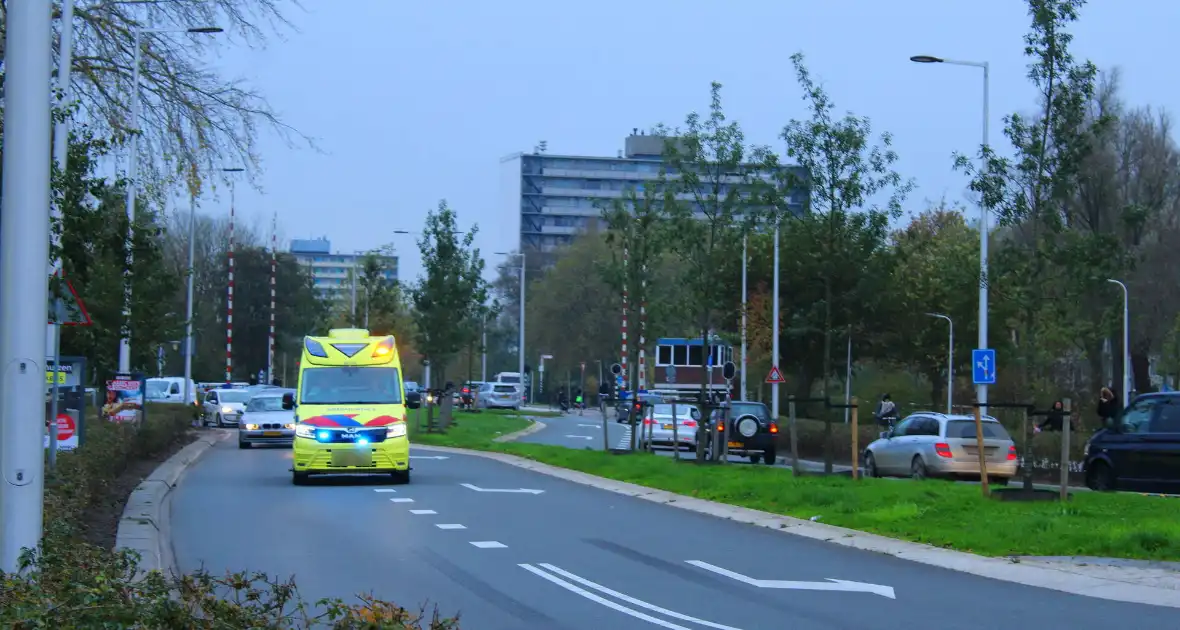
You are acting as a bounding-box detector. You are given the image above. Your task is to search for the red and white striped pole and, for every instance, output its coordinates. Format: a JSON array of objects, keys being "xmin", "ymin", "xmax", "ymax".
[
  {"xmin": 225, "ymin": 180, "xmax": 235, "ymax": 384},
  {"xmin": 268, "ymin": 211, "xmax": 277, "ymax": 385},
  {"xmin": 638, "ymin": 265, "xmax": 647, "ymax": 392},
  {"xmin": 621, "ymin": 246, "xmax": 629, "ymax": 393}
]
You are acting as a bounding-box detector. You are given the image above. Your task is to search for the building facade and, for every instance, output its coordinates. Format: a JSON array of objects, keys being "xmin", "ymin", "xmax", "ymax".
[
  {"xmin": 500, "ymin": 131, "xmax": 808, "ymax": 258},
  {"xmin": 289, "ymin": 237, "xmax": 398, "ymax": 300}
]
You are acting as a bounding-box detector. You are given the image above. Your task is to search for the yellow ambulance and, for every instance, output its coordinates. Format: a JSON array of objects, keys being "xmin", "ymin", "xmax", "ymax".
[{"xmin": 286, "ymin": 329, "xmax": 412, "ymax": 485}]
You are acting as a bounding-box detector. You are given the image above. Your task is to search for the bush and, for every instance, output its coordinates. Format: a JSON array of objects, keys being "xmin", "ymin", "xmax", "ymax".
[{"xmin": 6, "ymin": 404, "xmax": 461, "ymax": 628}]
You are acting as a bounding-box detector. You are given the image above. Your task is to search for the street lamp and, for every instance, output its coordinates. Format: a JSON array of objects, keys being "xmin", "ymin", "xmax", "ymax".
[
  {"xmin": 497, "ymin": 251, "xmax": 527, "ymax": 402},
  {"xmin": 926, "ymin": 312, "xmax": 954, "ymax": 414},
  {"xmin": 1107, "ymin": 278, "xmax": 1130, "ymax": 407},
  {"xmin": 118, "ymin": 25, "xmax": 223, "ymax": 373},
  {"xmin": 911, "ymin": 54, "xmax": 989, "ymax": 412}
]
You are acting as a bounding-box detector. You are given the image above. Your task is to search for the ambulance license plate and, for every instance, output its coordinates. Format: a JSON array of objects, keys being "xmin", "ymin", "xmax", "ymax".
[{"xmin": 331, "ymin": 450, "xmax": 372, "ymax": 467}]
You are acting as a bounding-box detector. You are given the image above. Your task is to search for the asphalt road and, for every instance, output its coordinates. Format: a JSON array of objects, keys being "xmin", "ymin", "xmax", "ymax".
[{"xmin": 171, "ymin": 439, "xmax": 1177, "ymax": 630}]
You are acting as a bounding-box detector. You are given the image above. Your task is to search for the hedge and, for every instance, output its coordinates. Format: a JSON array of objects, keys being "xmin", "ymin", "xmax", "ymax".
[{"xmin": 1, "ymin": 403, "xmax": 460, "ymax": 629}]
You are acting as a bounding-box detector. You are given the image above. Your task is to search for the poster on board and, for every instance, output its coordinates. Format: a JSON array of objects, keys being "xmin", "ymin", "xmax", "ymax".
[{"xmin": 103, "ymin": 373, "xmax": 145, "ymax": 423}]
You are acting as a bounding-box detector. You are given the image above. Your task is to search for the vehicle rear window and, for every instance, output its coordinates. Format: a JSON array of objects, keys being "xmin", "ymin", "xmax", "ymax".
[
  {"xmin": 729, "ymin": 403, "xmax": 770, "ymax": 420},
  {"xmin": 498, "ymin": 376, "xmax": 521, "ymax": 384},
  {"xmin": 493, "ymin": 385, "xmax": 516, "ymax": 393},
  {"xmin": 945, "ymin": 420, "xmax": 1010, "ymax": 440}
]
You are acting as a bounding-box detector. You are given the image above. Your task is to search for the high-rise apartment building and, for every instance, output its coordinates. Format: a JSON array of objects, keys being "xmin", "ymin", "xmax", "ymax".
[
  {"xmin": 500, "ymin": 131, "xmax": 807, "ymax": 259},
  {"xmin": 289, "ymin": 237, "xmax": 398, "ymax": 300}
]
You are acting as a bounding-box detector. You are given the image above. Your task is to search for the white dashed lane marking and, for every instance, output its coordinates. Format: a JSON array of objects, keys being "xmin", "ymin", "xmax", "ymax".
[
  {"xmin": 470, "ymin": 541, "xmax": 507, "ymax": 549},
  {"xmin": 409, "ymin": 509, "xmax": 437, "ymax": 515},
  {"xmin": 436, "ymin": 524, "xmax": 467, "ymax": 530},
  {"xmin": 374, "ymin": 488, "xmax": 397, "ymax": 493},
  {"xmin": 389, "ymin": 498, "xmax": 414, "ymax": 503}
]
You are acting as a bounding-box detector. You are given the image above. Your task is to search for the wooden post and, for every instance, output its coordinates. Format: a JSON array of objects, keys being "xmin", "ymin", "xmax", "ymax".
[
  {"xmin": 973, "ymin": 403, "xmax": 990, "ymax": 497},
  {"xmin": 1021, "ymin": 405, "xmax": 1033, "ymax": 491},
  {"xmin": 788, "ymin": 396, "xmax": 801, "ymax": 476},
  {"xmin": 850, "ymin": 397, "xmax": 859, "ymax": 480},
  {"xmin": 1060, "ymin": 397, "xmax": 1072, "ymax": 501}
]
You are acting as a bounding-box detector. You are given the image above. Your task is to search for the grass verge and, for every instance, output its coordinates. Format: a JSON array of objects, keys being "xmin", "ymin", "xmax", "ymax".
[{"xmin": 411, "ymin": 414, "xmax": 1180, "ymax": 562}]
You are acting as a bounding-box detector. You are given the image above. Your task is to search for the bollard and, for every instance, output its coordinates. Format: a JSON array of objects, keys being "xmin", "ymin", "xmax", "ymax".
[
  {"xmin": 601, "ymin": 399, "xmax": 610, "ymax": 452},
  {"xmin": 850, "ymin": 397, "xmax": 859, "ymax": 480},
  {"xmin": 1060, "ymin": 397, "xmax": 1071, "ymax": 501},
  {"xmin": 671, "ymin": 401, "xmax": 680, "ymax": 460},
  {"xmin": 973, "ymin": 403, "xmax": 991, "ymax": 497},
  {"xmin": 788, "ymin": 396, "xmax": 801, "ymax": 476},
  {"xmin": 1021, "ymin": 405, "xmax": 1033, "ymax": 490}
]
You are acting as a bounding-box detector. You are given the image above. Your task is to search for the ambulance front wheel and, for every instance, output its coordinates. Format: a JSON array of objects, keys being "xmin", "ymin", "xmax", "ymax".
[
  {"xmin": 292, "ymin": 471, "xmax": 310, "ymax": 485},
  {"xmin": 391, "ymin": 470, "xmax": 411, "ymax": 484}
]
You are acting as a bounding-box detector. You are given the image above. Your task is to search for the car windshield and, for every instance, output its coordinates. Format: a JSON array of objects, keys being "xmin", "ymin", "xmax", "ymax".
[
  {"xmin": 145, "ymin": 381, "xmax": 170, "ymax": 399},
  {"xmin": 945, "ymin": 420, "xmax": 1011, "ymax": 440},
  {"xmin": 300, "ymin": 367, "xmax": 402, "ymax": 405},
  {"xmin": 729, "ymin": 403, "xmax": 770, "ymax": 420},
  {"xmin": 247, "ymin": 396, "xmax": 286, "ymax": 412},
  {"xmin": 218, "ymin": 389, "xmax": 252, "ymax": 403}
]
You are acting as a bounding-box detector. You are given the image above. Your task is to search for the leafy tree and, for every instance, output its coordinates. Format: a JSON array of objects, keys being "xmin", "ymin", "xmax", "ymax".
[
  {"xmin": 777, "ymin": 52, "xmax": 913, "ymax": 472},
  {"xmin": 411, "ymin": 201, "xmax": 490, "ymax": 383}
]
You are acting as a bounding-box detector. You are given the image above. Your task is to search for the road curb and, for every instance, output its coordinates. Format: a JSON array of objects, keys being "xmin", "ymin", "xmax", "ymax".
[
  {"xmin": 114, "ymin": 429, "xmax": 228, "ymax": 579},
  {"xmin": 413, "ymin": 443, "xmax": 1180, "ymax": 609},
  {"xmin": 493, "ymin": 419, "xmax": 547, "ymax": 443}
]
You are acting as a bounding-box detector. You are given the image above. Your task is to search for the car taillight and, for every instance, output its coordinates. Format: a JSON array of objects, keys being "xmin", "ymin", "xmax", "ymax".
[
  {"xmin": 1007, "ymin": 445, "xmax": 1017, "ymax": 461},
  {"xmin": 682, "ymin": 420, "xmax": 697, "ymax": 428},
  {"xmin": 769, "ymin": 422, "xmax": 779, "ymax": 434},
  {"xmin": 462, "ymin": 387, "xmax": 469, "ymax": 393},
  {"xmin": 643, "ymin": 419, "xmax": 653, "ymax": 425},
  {"xmin": 935, "ymin": 442, "xmax": 953, "ymax": 458}
]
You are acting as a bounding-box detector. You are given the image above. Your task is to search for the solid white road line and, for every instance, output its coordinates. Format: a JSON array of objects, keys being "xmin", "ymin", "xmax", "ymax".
[
  {"xmin": 520, "ymin": 564, "xmax": 725, "ymax": 630},
  {"xmin": 374, "ymin": 488, "xmax": 397, "ymax": 493},
  {"xmin": 470, "ymin": 541, "xmax": 507, "ymax": 549},
  {"xmin": 389, "ymin": 498, "xmax": 414, "ymax": 503},
  {"xmin": 686, "ymin": 561, "xmax": 896, "ymax": 599},
  {"xmin": 410, "ymin": 455, "xmax": 449, "ymax": 460},
  {"xmin": 460, "ymin": 483, "xmax": 544, "ymax": 494},
  {"xmin": 578, "ymin": 424, "xmax": 600, "ymax": 429},
  {"xmin": 409, "ymin": 509, "xmax": 437, "ymax": 515},
  {"xmin": 565, "ymin": 435, "xmax": 595, "ymax": 440},
  {"xmin": 538, "ymin": 563, "xmax": 745, "ymax": 630},
  {"xmin": 435, "ymin": 524, "xmax": 466, "ymax": 530}
]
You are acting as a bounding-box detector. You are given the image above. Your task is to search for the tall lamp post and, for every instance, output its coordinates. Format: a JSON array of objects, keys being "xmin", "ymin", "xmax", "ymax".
[
  {"xmin": 926, "ymin": 312, "xmax": 954, "ymax": 414},
  {"xmin": 496, "ymin": 251, "xmax": 527, "ymax": 402},
  {"xmin": 119, "ymin": 25, "xmax": 223, "ymax": 373},
  {"xmin": 1107, "ymin": 278, "xmax": 1130, "ymax": 407},
  {"xmin": 911, "ymin": 54, "xmax": 989, "ymax": 412}
]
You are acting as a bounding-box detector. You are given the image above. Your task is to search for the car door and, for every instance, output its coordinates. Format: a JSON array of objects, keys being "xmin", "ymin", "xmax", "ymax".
[
  {"xmin": 204, "ymin": 391, "xmax": 218, "ymax": 417},
  {"xmin": 877, "ymin": 417, "xmax": 916, "ymax": 474},
  {"xmin": 1105, "ymin": 397, "xmax": 1158, "ymax": 483},
  {"xmin": 1141, "ymin": 399, "xmax": 1180, "ymax": 491}
]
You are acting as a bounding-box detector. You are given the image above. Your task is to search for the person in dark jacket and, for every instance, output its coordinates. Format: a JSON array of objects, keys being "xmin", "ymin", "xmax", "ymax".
[
  {"xmin": 874, "ymin": 394, "xmax": 898, "ymax": 428},
  {"xmin": 1097, "ymin": 387, "xmax": 1118, "ymax": 427},
  {"xmin": 1037, "ymin": 400, "xmax": 1065, "ymax": 432}
]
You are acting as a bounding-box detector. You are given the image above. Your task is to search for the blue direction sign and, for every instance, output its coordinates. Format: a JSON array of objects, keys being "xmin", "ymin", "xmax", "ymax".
[{"xmin": 972, "ymin": 349, "xmax": 996, "ymax": 385}]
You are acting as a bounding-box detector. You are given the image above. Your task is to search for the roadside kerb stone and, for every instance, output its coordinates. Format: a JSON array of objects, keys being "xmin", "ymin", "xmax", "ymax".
[
  {"xmin": 115, "ymin": 429, "xmax": 228, "ymax": 579},
  {"xmin": 493, "ymin": 419, "xmax": 547, "ymax": 443},
  {"xmin": 414, "ymin": 439, "xmax": 1180, "ymax": 609}
]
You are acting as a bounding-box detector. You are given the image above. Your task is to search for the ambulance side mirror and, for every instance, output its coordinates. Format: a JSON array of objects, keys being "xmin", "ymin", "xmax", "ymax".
[{"xmin": 281, "ymin": 392, "xmax": 295, "ymax": 410}]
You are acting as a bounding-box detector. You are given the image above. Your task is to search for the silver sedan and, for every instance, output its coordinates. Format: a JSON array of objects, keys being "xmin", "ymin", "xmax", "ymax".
[
  {"xmin": 642, "ymin": 403, "xmax": 702, "ymax": 451},
  {"xmin": 863, "ymin": 412, "xmax": 1018, "ymax": 483},
  {"xmin": 238, "ymin": 391, "xmax": 296, "ymax": 449}
]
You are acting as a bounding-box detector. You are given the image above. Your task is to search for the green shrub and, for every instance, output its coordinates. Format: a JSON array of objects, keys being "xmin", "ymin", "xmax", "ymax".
[{"xmin": 12, "ymin": 404, "xmax": 461, "ymax": 629}]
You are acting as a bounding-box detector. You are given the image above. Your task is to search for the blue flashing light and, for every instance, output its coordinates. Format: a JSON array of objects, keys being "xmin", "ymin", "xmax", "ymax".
[
  {"xmin": 356, "ymin": 438, "xmax": 370, "ymax": 446},
  {"xmin": 316, "ymin": 430, "xmax": 330, "ymax": 441}
]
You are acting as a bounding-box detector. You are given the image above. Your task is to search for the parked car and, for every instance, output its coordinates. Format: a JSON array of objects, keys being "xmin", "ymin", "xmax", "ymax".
[
  {"xmin": 238, "ymin": 389, "xmax": 297, "ymax": 448},
  {"xmin": 863, "ymin": 412, "xmax": 1017, "ymax": 483},
  {"xmin": 202, "ymin": 386, "xmax": 254, "ymax": 427},
  {"xmin": 1084, "ymin": 392, "xmax": 1180, "ymax": 492},
  {"xmin": 145, "ymin": 376, "xmax": 199, "ymax": 405},
  {"xmin": 478, "ymin": 382, "xmax": 521, "ymax": 410},
  {"xmin": 616, "ymin": 393, "xmax": 664, "ymax": 423},
  {"xmin": 710, "ymin": 401, "xmax": 778, "ymax": 464},
  {"xmin": 641, "ymin": 403, "xmax": 701, "ymax": 451},
  {"xmin": 403, "ymin": 381, "xmax": 422, "ymax": 408}
]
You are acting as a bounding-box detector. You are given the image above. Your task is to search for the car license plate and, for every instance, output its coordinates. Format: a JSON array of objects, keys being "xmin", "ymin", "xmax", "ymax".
[
  {"xmin": 262, "ymin": 431, "xmax": 282, "ymax": 437},
  {"xmin": 661, "ymin": 424, "xmax": 674, "ymax": 430},
  {"xmin": 331, "ymin": 450, "xmax": 371, "ymax": 467},
  {"xmin": 727, "ymin": 441, "xmax": 743, "ymax": 448}
]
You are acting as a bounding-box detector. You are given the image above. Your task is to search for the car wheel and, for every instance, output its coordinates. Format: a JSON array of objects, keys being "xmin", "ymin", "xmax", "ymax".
[
  {"xmin": 748, "ymin": 454, "xmax": 761, "ymax": 464},
  {"xmin": 238, "ymin": 440, "xmax": 251, "ymax": 449},
  {"xmin": 292, "ymin": 471, "xmax": 309, "ymax": 485},
  {"xmin": 391, "ymin": 470, "xmax": 411, "ymax": 484},
  {"xmin": 763, "ymin": 447, "xmax": 777, "ymax": 465},
  {"xmin": 216, "ymin": 413, "xmax": 224, "ymax": 427},
  {"xmin": 1086, "ymin": 461, "xmax": 1116, "ymax": 491},
  {"xmin": 865, "ymin": 452, "xmax": 879, "ymax": 478},
  {"xmin": 910, "ymin": 456, "xmax": 928, "ymax": 480}
]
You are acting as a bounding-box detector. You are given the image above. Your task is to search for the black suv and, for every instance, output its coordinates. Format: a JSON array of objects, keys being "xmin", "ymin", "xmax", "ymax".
[
  {"xmin": 1083, "ymin": 392, "xmax": 1180, "ymax": 493},
  {"xmin": 710, "ymin": 401, "xmax": 779, "ymax": 465}
]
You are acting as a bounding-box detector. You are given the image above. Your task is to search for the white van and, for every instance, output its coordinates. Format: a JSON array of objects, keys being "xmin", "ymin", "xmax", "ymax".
[{"xmin": 145, "ymin": 377, "xmax": 199, "ymax": 405}]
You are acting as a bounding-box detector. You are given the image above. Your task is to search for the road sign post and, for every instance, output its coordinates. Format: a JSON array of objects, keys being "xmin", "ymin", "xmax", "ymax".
[{"xmin": 972, "ymin": 349, "xmax": 996, "ymax": 385}]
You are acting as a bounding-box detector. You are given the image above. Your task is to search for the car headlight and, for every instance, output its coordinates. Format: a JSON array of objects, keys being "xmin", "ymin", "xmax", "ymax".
[
  {"xmin": 285, "ymin": 423, "xmax": 296, "ymax": 430},
  {"xmin": 221, "ymin": 405, "xmax": 234, "ymax": 414},
  {"xmin": 295, "ymin": 424, "xmax": 316, "ymax": 439},
  {"xmin": 386, "ymin": 423, "xmax": 407, "ymax": 439},
  {"xmin": 244, "ymin": 423, "xmax": 259, "ymax": 430}
]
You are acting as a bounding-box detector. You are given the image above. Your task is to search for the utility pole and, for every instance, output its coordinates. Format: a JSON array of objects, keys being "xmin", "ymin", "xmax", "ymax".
[{"xmin": 1, "ymin": 0, "xmax": 53, "ymax": 572}]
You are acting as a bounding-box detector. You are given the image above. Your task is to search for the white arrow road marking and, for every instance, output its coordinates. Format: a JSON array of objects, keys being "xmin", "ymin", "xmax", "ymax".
[
  {"xmin": 685, "ymin": 561, "xmax": 895, "ymax": 599},
  {"xmin": 566, "ymin": 434, "xmax": 595, "ymax": 440},
  {"xmin": 460, "ymin": 483, "xmax": 544, "ymax": 494},
  {"xmin": 538, "ymin": 563, "xmax": 745, "ymax": 630},
  {"xmin": 520, "ymin": 564, "xmax": 743, "ymax": 630},
  {"xmin": 410, "ymin": 455, "xmax": 449, "ymax": 460}
]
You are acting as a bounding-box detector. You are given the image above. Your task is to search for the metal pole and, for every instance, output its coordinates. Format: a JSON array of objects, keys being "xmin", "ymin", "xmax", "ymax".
[
  {"xmin": 948, "ymin": 318, "xmax": 954, "ymax": 414},
  {"xmin": 977, "ymin": 63, "xmax": 990, "ymax": 417},
  {"xmin": 771, "ymin": 222, "xmax": 780, "ymax": 419},
  {"xmin": 740, "ymin": 234, "xmax": 748, "ymax": 401},
  {"xmin": 1, "ymin": 0, "xmax": 53, "ymax": 571},
  {"xmin": 118, "ymin": 29, "xmax": 144, "ymax": 373},
  {"xmin": 48, "ymin": 301, "xmax": 64, "ymax": 470},
  {"xmin": 350, "ymin": 268, "xmax": 357, "ymax": 326},
  {"xmin": 47, "ymin": 0, "xmax": 77, "ymax": 360},
  {"xmin": 226, "ymin": 177, "xmax": 235, "ymax": 383},
  {"xmin": 519, "ymin": 253, "xmax": 526, "ymax": 399},
  {"xmin": 268, "ymin": 211, "xmax": 277, "ymax": 383},
  {"xmin": 183, "ymin": 189, "xmax": 196, "ymax": 404},
  {"xmin": 1108, "ymin": 279, "xmax": 1130, "ymax": 407},
  {"xmin": 480, "ymin": 315, "xmax": 487, "ymax": 382}
]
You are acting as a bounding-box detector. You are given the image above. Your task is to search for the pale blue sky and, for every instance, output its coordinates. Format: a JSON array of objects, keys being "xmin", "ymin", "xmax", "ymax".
[{"xmin": 200, "ymin": 0, "xmax": 1180, "ymax": 281}]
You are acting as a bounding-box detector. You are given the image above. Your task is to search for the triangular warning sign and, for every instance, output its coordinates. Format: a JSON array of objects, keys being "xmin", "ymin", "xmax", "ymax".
[
  {"xmin": 47, "ymin": 270, "xmax": 92, "ymax": 326},
  {"xmin": 764, "ymin": 365, "xmax": 786, "ymax": 384}
]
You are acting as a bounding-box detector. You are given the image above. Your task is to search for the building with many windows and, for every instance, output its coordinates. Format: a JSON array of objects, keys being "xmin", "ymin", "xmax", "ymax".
[
  {"xmin": 289, "ymin": 237, "xmax": 397, "ymax": 300},
  {"xmin": 499, "ymin": 131, "xmax": 807, "ymax": 259}
]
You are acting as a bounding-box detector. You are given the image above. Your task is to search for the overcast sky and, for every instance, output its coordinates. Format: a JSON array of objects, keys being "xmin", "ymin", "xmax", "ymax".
[{"xmin": 194, "ymin": 0, "xmax": 1180, "ymax": 282}]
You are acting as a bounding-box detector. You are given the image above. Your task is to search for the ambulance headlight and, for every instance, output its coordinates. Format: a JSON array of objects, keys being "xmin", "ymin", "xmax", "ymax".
[
  {"xmin": 294, "ymin": 424, "xmax": 316, "ymax": 439},
  {"xmin": 386, "ymin": 423, "xmax": 407, "ymax": 439}
]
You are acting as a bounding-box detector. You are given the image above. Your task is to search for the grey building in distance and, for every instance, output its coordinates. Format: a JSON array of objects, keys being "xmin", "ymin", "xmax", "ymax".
[
  {"xmin": 289, "ymin": 237, "xmax": 398, "ymax": 301},
  {"xmin": 499, "ymin": 130, "xmax": 807, "ymax": 261}
]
